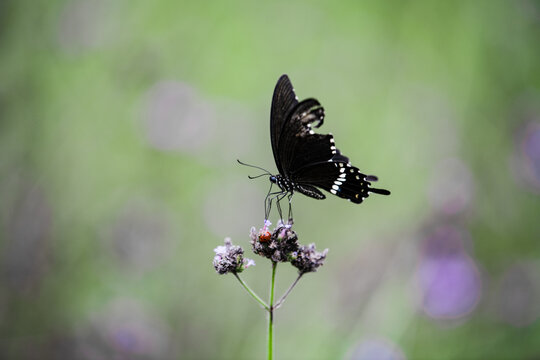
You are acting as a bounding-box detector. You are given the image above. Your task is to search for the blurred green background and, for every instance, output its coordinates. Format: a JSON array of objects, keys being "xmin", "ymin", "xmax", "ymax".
[{"xmin": 1, "ymin": 0, "xmax": 540, "ymax": 359}]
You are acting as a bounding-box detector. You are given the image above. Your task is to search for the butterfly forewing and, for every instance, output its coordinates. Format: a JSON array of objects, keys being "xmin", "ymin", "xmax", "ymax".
[
  {"xmin": 287, "ymin": 134, "xmax": 337, "ymax": 174},
  {"xmin": 270, "ymin": 75, "xmax": 299, "ymax": 175},
  {"xmin": 276, "ymin": 99, "xmax": 325, "ymax": 176}
]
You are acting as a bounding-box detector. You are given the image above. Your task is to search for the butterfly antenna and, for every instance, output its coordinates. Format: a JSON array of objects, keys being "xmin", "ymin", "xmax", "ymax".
[
  {"xmin": 247, "ymin": 173, "xmax": 269, "ymax": 180},
  {"xmin": 237, "ymin": 159, "xmax": 272, "ymax": 178}
]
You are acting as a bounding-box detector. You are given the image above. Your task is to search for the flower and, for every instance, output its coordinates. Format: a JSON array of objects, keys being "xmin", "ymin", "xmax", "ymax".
[
  {"xmin": 213, "ymin": 237, "xmax": 255, "ymax": 275},
  {"xmin": 290, "ymin": 243, "xmax": 328, "ymax": 274},
  {"xmin": 263, "ymin": 219, "xmax": 272, "ymax": 230},
  {"xmin": 250, "ymin": 223, "xmax": 299, "ymax": 262}
]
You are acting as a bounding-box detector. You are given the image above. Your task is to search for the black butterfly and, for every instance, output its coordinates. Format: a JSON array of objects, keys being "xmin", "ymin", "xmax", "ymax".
[{"xmin": 240, "ymin": 74, "xmax": 390, "ymax": 221}]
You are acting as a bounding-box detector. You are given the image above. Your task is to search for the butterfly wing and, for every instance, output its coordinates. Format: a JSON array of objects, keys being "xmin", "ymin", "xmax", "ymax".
[
  {"xmin": 292, "ymin": 160, "xmax": 390, "ymax": 203},
  {"xmin": 270, "ymin": 74, "xmax": 390, "ymax": 202},
  {"xmin": 282, "ymin": 114, "xmax": 390, "ymax": 202},
  {"xmin": 270, "ymin": 75, "xmax": 299, "ymax": 175},
  {"xmin": 276, "ymin": 98, "xmax": 325, "ymax": 176}
]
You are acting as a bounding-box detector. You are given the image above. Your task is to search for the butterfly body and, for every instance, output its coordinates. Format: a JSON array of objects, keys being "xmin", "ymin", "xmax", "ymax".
[
  {"xmin": 261, "ymin": 74, "xmax": 390, "ymax": 220},
  {"xmin": 270, "ymin": 174, "xmax": 325, "ymax": 200}
]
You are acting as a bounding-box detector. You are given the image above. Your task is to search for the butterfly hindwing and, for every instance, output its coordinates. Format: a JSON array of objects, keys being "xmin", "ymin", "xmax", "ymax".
[{"xmin": 293, "ymin": 161, "xmax": 390, "ymax": 203}]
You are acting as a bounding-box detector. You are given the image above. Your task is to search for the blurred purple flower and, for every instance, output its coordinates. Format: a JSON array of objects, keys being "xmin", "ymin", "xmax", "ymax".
[{"xmin": 417, "ymin": 225, "xmax": 481, "ymax": 319}]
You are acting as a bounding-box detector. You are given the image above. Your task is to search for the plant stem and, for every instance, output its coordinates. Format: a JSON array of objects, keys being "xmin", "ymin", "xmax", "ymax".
[
  {"xmin": 234, "ymin": 273, "xmax": 269, "ymax": 311},
  {"xmin": 268, "ymin": 261, "xmax": 277, "ymax": 360},
  {"xmin": 274, "ymin": 273, "xmax": 303, "ymax": 310}
]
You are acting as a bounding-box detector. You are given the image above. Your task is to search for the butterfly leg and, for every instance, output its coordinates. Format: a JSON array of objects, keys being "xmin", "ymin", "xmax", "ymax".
[
  {"xmin": 274, "ymin": 192, "xmax": 289, "ymax": 223},
  {"xmin": 265, "ymin": 189, "xmax": 286, "ymax": 221},
  {"xmin": 286, "ymin": 193, "xmax": 294, "ymax": 225},
  {"xmin": 264, "ymin": 181, "xmax": 279, "ymax": 220}
]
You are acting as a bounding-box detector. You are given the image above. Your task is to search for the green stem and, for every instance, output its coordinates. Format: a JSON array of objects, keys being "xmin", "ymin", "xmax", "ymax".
[
  {"xmin": 268, "ymin": 261, "xmax": 277, "ymax": 360},
  {"xmin": 234, "ymin": 273, "xmax": 269, "ymax": 311},
  {"xmin": 274, "ymin": 273, "xmax": 303, "ymax": 310}
]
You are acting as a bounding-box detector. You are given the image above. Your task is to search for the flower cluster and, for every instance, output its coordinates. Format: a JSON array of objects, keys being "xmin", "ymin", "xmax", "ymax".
[
  {"xmin": 213, "ymin": 220, "xmax": 328, "ymax": 275},
  {"xmin": 249, "ymin": 221, "xmax": 328, "ymax": 274},
  {"xmin": 213, "ymin": 237, "xmax": 255, "ymax": 275},
  {"xmin": 250, "ymin": 221, "xmax": 298, "ymax": 262},
  {"xmin": 291, "ymin": 243, "xmax": 328, "ymax": 273}
]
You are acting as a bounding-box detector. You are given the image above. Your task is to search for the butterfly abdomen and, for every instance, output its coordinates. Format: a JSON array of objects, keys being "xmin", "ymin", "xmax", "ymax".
[{"xmin": 296, "ymin": 184, "xmax": 325, "ymax": 200}]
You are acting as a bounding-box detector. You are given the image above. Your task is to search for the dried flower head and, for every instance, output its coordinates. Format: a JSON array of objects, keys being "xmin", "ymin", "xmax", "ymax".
[
  {"xmin": 213, "ymin": 237, "xmax": 255, "ymax": 275},
  {"xmin": 250, "ymin": 222, "xmax": 299, "ymax": 262},
  {"xmin": 290, "ymin": 243, "xmax": 328, "ymax": 274}
]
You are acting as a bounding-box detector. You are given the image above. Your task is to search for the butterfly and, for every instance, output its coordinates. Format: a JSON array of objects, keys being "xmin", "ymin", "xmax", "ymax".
[{"xmin": 240, "ymin": 74, "xmax": 390, "ymax": 221}]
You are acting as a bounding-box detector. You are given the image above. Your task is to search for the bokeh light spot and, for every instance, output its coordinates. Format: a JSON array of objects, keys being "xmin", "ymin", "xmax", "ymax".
[
  {"xmin": 512, "ymin": 121, "xmax": 540, "ymax": 192},
  {"xmin": 106, "ymin": 199, "xmax": 174, "ymax": 274},
  {"xmin": 203, "ymin": 179, "xmax": 261, "ymax": 237},
  {"xmin": 346, "ymin": 337, "xmax": 406, "ymax": 360},
  {"xmin": 496, "ymin": 261, "xmax": 540, "ymax": 327},
  {"xmin": 143, "ymin": 80, "xmax": 214, "ymax": 153},
  {"xmin": 3, "ymin": 183, "xmax": 52, "ymax": 294},
  {"xmin": 74, "ymin": 298, "xmax": 170, "ymax": 358},
  {"xmin": 427, "ymin": 158, "xmax": 475, "ymax": 215},
  {"xmin": 57, "ymin": 0, "xmax": 108, "ymax": 54}
]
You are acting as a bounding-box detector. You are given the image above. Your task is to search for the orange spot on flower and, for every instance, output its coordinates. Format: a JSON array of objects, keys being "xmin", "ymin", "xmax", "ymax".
[{"xmin": 259, "ymin": 231, "xmax": 271, "ymax": 242}]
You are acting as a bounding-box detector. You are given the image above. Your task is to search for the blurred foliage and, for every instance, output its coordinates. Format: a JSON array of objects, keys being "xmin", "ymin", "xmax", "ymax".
[{"xmin": 1, "ymin": 0, "xmax": 540, "ymax": 359}]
